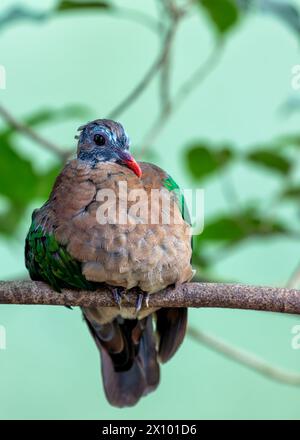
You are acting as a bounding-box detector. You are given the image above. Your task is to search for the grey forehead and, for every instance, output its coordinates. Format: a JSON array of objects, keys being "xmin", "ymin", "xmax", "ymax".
[{"xmin": 77, "ymin": 119, "xmax": 130, "ymax": 146}]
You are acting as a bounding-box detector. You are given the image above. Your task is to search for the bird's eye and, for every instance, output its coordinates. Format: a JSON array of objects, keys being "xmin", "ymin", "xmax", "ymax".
[{"xmin": 94, "ymin": 134, "xmax": 106, "ymax": 146}]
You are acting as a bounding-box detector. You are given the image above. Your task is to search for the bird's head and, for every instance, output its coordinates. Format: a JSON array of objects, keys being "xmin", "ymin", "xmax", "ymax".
[{"xmin": 76, "ymin": 119, "xmax": 142, "ymax": 178}]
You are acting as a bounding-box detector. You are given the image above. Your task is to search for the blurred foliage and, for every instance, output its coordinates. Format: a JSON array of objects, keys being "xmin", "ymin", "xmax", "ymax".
[
  {"xmin": 0, "ymin": 0, "xmax": 300, "ymax": 282},
  {"xmin": 185, "ymin": 132, "xmax": 300, "ymax": 275},
  {"xmin": 196, "ymin": 208, "xmax": 291, "ymax": 245},
  {"xmin": 186, "ymin": 143, "xmax": 234, "ymax": 180},
  {"xmin": 55, "ymin": 1, "xmax": 112, "ymax": 12},
  {"xmin": 259, "ymin": 0, "xmax": 300, "ymax": 36},
  {"xmin": 238, "ymin": 0, "xmax": 300, "ymax": 37},
  {"xmin": 198, "ymin": 0, "xmax": 240, "ymax": 36},
  {"xmin": 280, "ymin": 185, "xmax": 300, "ymax": 201},
  {"xmin": 246, "ymin": 149, "xmax": 292, "ymax": 175},
  {"xmin": 0, "ymin": 105, "xmax": 89, "ymax": 236}
]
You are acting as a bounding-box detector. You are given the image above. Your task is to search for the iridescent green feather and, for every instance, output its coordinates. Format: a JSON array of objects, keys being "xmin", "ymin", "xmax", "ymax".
[
  {"xmin": 25, "ymin": 218, "xmax": 93, "ymax": 292},
  {"xmin": 163, "ymin": 174, "xmax": 193, "ymax": 260},
  {"xmin": 163, "ymin": 175, "xmax": 192, "ymax": 226}
]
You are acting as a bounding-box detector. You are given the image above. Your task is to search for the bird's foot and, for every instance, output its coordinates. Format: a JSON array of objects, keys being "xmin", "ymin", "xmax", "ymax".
[
  {"xmin": 135, "ymin": 290, "xmax": 150, "ymax": 315},
  {"xmin": 110, "ymin": 287, "xmax": 126, "ymax": 309},
  {"xmin": 144, "ymin": 293, "xmax": 150, "ymax": 308}
]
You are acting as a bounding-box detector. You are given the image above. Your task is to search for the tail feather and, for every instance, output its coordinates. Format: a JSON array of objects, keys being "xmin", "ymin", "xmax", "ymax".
[
  {"xmin": 138, "ymin": 316, "xmax": 160, "ymax": 395},
  {"xmin": 100, "ymin": 345, "xmax": 148, "ymax": 407},
  {"xmin": 83, "ymin": 313, "xmax": 160, "ymax": 408},
  {"xmin": 156, "ymin": 307, "xmax": 188, "ymax": 363}
]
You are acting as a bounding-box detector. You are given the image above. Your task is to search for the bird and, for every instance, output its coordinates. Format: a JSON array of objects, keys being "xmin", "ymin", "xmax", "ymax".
[{"xmin": 25, "ymin": 119, "xmax": 194, "ymax": 407}]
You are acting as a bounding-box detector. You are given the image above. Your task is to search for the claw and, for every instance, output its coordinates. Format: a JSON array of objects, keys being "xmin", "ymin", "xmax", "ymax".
[
  {"xmin": 111, "ymin": 287, "xmax": 125, "ymax": 309},
  {"xmin": 135, "ymin": 291, "xmax": 150, "ymax": 315},
  {"xmin": 135, "ymin": 292, "xmax": 144, "ymax": 315},
  {"xmin": 145, "ymin": 293, "xmax": 150, "ymax": 308}
]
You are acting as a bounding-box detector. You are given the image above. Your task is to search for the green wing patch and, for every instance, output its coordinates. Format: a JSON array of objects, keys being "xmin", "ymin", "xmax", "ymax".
[
  {"xmin": 163, "ymin": 175, "xmax": 192, "ymax": 226},
  {"xmin": 25, "ymin": 218, "xmax": 92, "ymax": 292},
  {"xmin": 163, "ymin": 175, "xmax": 194, "ymax": 262}
]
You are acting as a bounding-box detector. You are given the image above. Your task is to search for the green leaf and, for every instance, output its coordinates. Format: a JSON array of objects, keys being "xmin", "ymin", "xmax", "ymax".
[
  {"xmin": 0, "ymin": 104, "xmax": 87, "ymax": 236},
  {"xmin": 36, "ymin": 164, "xmax": 62, "ymax": 200},
  {"xmin": 185, "ymin": 143, "xmax": 234, "ymax": 180},
  {"xmin": 198, "ymin": 216, "xmax": 246, "ymax": 243},
  {"xmin": 0, "ymin": 137, "xmax": 38, "ymax": 204},
  {"xmin": 191, "ymin": 253, "xmax": 210, "ymax": 270},
  {"xmin": 279, "ymin": 133, "xmax": 300, "ymax": 148},
  {"xmin": 196, "ymin": 209, "xmax": 289, "ymax": 245},
  {"xmin": 280, "ymin": 186, "xmax": 300, "ymax": 200},
  {"xmin": 0, "ymin": 203, "xmax": 26, "ymax": 236},
  {"xmin": 247, "ymin": 149, "xmax": 292, "ymax": 175},
  {"xmin": 198, "ymin": 0, "xmax": 239, "ymax": 35},
  {"xmin": 55, "ymin": 0, "xmax": 111, "ymax": 11},
  {"xmin": 0, "ymin": 157, "xmax": 61, "ymax": 236}
]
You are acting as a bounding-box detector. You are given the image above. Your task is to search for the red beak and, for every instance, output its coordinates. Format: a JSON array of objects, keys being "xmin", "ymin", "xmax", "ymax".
[
  {"xmin": 124, "ymin": 157, "xmax": 142, "ymax": 178},
  {"xmin": 119, "ymin": 151, "xmax": 142, "ymax": 178}
]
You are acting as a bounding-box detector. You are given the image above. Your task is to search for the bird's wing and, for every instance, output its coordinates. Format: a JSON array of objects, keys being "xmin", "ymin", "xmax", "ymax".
[
  {"xmin": 25, "ymin": 208, "xmax": 93, "ymax": 291},
  {"xmin": 24, "ymin": 160, "xmax": 97, "ymax": 292}
]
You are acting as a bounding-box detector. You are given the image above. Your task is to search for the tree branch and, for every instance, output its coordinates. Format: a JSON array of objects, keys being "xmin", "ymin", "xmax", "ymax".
[
  {"xmin": 108, "ymin": 12, "xmax": 180, "ymax": 120},
  {"xmin": 1, "ymin": 280, "xmax": 300, "ymax": 314},
  {"xmin": 139, "ymin": 43, "xmax": 223, "ymax": 156},
  {"xmin": 112, "ymin": 6, "xmax": 161, "ymax": 34},
  {"xmin": 0, "ymin": 105, "xmax": 69, "ymax": 161},
  {"xmin": 3, "ymin": 279, "xmax": 300, "ymax": 386}
]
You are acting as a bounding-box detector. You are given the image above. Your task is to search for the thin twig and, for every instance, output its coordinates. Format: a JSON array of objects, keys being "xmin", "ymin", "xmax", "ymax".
[
  {"xmin": 188, "ymin": 326, "xmax": 300, "ymax": 386},
  {"xmin": 112, "ymin": 6, "xmax": 160, "ymax": 34},
  {"xmin": 139, "ymin": 43, "xmax": 224, "ymax": 156},
  {"xmin": 159, "ymin": 32, "xmax": 173, "ymax": 115},
  {"xmin": 0, "ymin": 105, "xmax": 69, "ymax": 161},
  {"xmin": 157, "ymin": 1, "xmax": 174, "ymax": 114},
  {"xmin": 108, "ymin": 18, "xmax": 179, "ymax": 120},
  {"xmin": 1, "ymin": 280, "xmax": 300, "ymax": 314},
  {"xmin": 174, "ymin": 42, "xmax": 224, "ymax": 109}
]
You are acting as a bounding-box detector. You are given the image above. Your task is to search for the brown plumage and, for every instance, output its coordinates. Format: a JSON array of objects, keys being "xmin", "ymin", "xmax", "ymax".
[
  {"xmin": 38, "ymin": 160, "xmax": 193, "ymax": 294},
  {"xmin": 25, "ymin": 119, "xmax": 193, "ymax": 407}
]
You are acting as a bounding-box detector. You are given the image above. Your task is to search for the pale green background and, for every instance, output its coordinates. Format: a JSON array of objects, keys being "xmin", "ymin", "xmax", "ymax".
[{"xmin": 0, "ymin": 0, "xmax": 300, "ymax": 420}]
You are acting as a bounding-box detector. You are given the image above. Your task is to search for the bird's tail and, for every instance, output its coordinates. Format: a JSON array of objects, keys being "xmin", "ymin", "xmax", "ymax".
[
  {"xmin": 83, "ymin": 313, "xmax": 160, "ymax": 407},
  {"xmin": 83, "ymin": 307, "xmax": 187, "ymax": 407}
]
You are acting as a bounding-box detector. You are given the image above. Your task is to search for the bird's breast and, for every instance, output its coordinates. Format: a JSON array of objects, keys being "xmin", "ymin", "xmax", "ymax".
[{"xmin": 50, "ymin": 160, "xmax": 193, "ymax": 293}]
